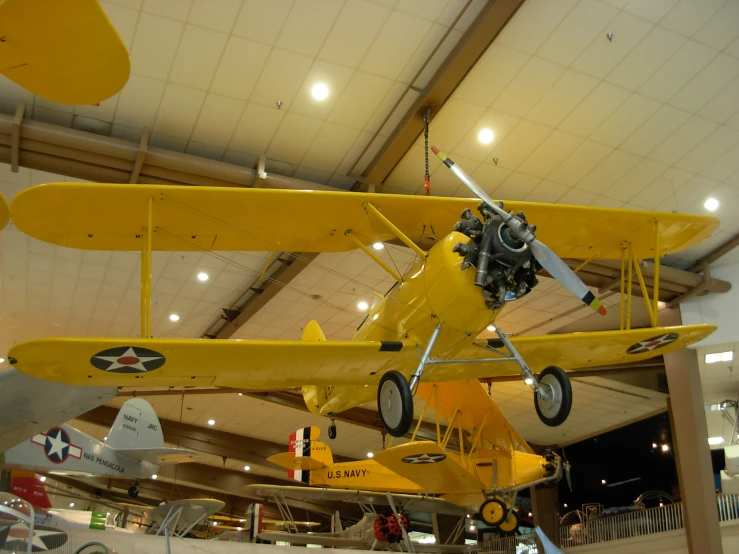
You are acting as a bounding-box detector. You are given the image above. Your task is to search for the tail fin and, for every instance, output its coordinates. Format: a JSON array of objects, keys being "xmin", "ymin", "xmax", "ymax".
[
  {"xmin": 10, "ymin": 471, "xmax": 51, "ymax": 510},
  {"xmin": 247, "ymin": 503, "xmax": 263, "ymax": 542},
  {"xmin": 301, "ymin": 322, "xmax": 330, "ymax": 416},
  {"xmin": 282, "ymin": 426, "xmax": 333, "ymax": 483},
  {"xmin": 106, "ymin": 398, "xmax": 164, "ymax": 450},
  {"xmin": 331, "ymin": 511, "xmax": 343, "ymax": 533}
]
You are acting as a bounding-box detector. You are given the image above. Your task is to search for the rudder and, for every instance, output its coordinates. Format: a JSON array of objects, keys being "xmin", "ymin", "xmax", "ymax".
[
  {"xmin": 106, "ymin": 398, "xmax": 164, "ymax": 450},
  {"xmin": 288, "ymin": 426, "xmax": 333, "ymax": 483},
  {"xmin": 10, "ymin": 471, "xmax": 51, "ymax": 510}
]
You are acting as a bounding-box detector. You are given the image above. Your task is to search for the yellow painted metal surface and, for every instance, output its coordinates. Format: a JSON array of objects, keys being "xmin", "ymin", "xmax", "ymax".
[
  {"xmin": 0, "ymin": 0, "xmax": 130, "ymax": 105},
  {"xmin": 10, "ymin": 183, "xmax": 718, "ymax": 257},
  {"xmin": 0, "ymin": 193, "xmax": 8, "ymax": 230},
  {"xmin": 373, "ymin": 441, "xmax": 485, "ymax": 494},
  {"xmin": 417, "ymin": 380, "xmax": 533, "ymax": 454},
  {"xmin": 8, "ymin": 324, "xmax": 715, "ymax": 389}
]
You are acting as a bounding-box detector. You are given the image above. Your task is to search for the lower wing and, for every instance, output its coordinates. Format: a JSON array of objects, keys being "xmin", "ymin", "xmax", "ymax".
[
  {"xmin": 8, "ymin": 337, "xmax": 415, "ymax": 388},
  {"xmin": 244, "ymin": 484, "xmax": 467, "ymax": 516},
  {"xmin": 425, "ymin": 324, "xmax": 715, "ymax": 380},
  {"xmin": 116, "ymin": 447, "xmax": 198, "ymax": 465},
  {"xmin": 372, "ymin": 442, "xmax": 484, "ymax": 495}
]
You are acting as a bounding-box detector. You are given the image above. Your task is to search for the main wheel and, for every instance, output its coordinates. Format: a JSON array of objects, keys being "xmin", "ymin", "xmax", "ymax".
[
  {"xmin": 328, "ymin": 424, "xmax": 337, "ymax": 440},
  {"xmin": 377, "ymin": 370, "xmax": 413, "ymax": 437},
  {"xmin": 127, "ymin": 485, "xmax": 139, "ymax": 499},
  {"xmin": 480, "ymin": 498, "xmax": 507, "ymax": 526},
  {"xmin": 498, "ymin": 510, "xmax": 519, "ymax": 534},
  {"xmin": 534, "ymin": 366, "xmax": 572, "ymax": 427}
]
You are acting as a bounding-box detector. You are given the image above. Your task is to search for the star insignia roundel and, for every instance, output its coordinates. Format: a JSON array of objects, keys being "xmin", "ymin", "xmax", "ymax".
[
  {"xmin": 90, "ymin": 346, "xmax": 166, "ymax": 374},
  {"xmin": 626, "ymin": 333, "xmax": 680, "ymax": 355},
  {"xmin": 401, "ymin": 453, "xmax": 447, "ymax": 464}
]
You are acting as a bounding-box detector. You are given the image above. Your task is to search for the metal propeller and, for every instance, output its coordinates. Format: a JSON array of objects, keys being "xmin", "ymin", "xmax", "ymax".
[{"xmin": 432, "ymin": 146, "xmax": 606, "ymax": 316}]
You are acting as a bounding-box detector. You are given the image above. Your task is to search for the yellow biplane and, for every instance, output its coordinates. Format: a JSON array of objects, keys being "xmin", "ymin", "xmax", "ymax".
[
  {"xmin": 5, "ymin": 151, "xmax": 717, "ymax": 442},
  {"xmin": 0, "ymin": 0, "xmax": 129, "ymax": 105},
  {"xmin": 259, "ymin": 378, "xmax": 563, "ymax": 532}
]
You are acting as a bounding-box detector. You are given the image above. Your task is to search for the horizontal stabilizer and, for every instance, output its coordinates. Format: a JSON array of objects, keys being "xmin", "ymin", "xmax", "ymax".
[
  {"xmin": 116, "ymin": 447, "xmax": 198, "ymax": 465},
  {"xmin": 268, "ymin": 452, "xmax": 328, "ymax": 471}
]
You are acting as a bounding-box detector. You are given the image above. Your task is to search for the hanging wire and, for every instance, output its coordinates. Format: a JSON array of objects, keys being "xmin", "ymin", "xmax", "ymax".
[{"xmin": 423, "ymin": 108, "xmax": 431, "ymax": 196}]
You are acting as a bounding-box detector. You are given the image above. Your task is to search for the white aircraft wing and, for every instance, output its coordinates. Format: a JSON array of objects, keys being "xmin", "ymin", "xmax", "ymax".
[
  {"xmin": 116, "ymin": 447, "xmax": 199, "ymax": 464},
  {"xmin": 244, "ymin": 484, "xmax": 467, "ymax": 517},
  {"xmin": 0, "ymin": 370, "xmax": 116, "ymax": 451}
]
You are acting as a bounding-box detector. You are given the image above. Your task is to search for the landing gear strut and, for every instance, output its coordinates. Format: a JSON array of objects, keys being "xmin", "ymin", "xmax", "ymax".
[{"xmin": 328, "ymin": 418, "xmax": 337, "ymax": 440}]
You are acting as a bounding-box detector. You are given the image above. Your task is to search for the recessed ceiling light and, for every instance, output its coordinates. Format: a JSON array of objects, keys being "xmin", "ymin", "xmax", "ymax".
[
  {"xmin": 39, "ymin": 476, "xmax": 46, "ymax": 482},
  {"xmin": 367, "ymin": 452, "xmax": 374, "ymax": 458},
  {"xmin": 652, "ymin": 442, "xmax": 657, "ymax": 449},
  {"xmin": 152, "ymin": 474, "xmax": 158, "ymax": 480},
  {"xmin": 0, "ymin": 358, "xmax": 5, "ymax": 363},
  {"xmin": 478, "ymin": 128, "xmax": 494, "ymax": 144},
  {"xmin": 704, "ymin": 197, "xmax": 719, "ymax": 211},
  {"xmin": 207, "ymin": 419, "xmax": 215, "ymax": 426},
  {"xmin": 212, "ymin": 521, "xmax": 218, "ymax": 526},
  {"xmin": 311, "ymin": 82, "xmax": 329, "ymax": 101},
  {"xmin": 661, "ymin": 444, "xmax": 669, "ymax": 452},
  {"xmin": 372, "ymin": 242, "xmax": 384, "ymax": 250},
  {"xmin": 564, "ymin": 503, "xmax": 568, "ymax": 508},
  {"xmin": 197, "ymin": 272, "xmax": 209, "ymax": 282},
  {"xmin": 238, "ymin": 392, "xmax": 243, "ymax": 396},
  {"xmin": 69, "ymin": 502, "xmax": 75, "ymax": 507},
  {"xmin": 487, "ymin": 325, "xmax": 496, "ymax": 332},
  {"xmin": 103, "ymin": 436, "xmax": 107, "ymax": 441},
  {"xmin": 237, "ymin": 527, "xmax": 243, "ymax": 531},
  {"xmin": 708, "ymin": 437, "xmax": 725, "ymax": 445},
  {"xmin": 244, "ymin": 465, "xmax": 251, "ymax": 471},
  {"xmin": 357, "ymin": 301, "xmax": 369, "ymax": 311},
  {"xmin": 169, "ymin": 313, "xmax": 180, "ymax": 322},
  {"xmin": 524, "ymin": 378, "xmax": 534, "ymax": 385}
]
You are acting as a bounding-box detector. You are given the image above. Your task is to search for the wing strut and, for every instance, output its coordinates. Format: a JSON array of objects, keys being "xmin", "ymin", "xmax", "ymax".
[
  {"xmin": 363, "ymin": 202, "xmax": 427, "ymax": 260},
  {"xmin": 140, "ymin": 196, "xmax": 153, "ymax": 338}
]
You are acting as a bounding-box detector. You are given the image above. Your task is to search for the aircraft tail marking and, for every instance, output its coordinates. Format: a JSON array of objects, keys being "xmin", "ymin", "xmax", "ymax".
[
  {"xmin": 10, "ymin": 471, "xmax": 51, "ymax": 510},
  {"xmin": 106, "ymin": 398, "xmax": 164, "ymax": 450},
  {"xmin": 287, "ymin": 426, "xmax": 332, "ymax": 484}
]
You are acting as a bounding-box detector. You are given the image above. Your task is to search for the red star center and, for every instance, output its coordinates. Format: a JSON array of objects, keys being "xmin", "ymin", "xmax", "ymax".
[
  {"xmin": 644, "ymin": 340, "xmax": 662, "ymax": 348},
  {"xmin": 117, "ymin": 356, "xmax": 140, "ymax": 365}
]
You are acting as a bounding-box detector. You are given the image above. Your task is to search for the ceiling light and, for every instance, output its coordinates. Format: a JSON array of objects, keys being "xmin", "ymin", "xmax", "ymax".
[
  {"xmin": 466, "ymin": 514, "xmax": 471, "ymax": 518},
  {"xmin": 207, "ymin": 419, "xmax": 215, "ymax": 426},
  {"xmin": 169, "ymin": 313, "xmax": 180, "ymax": 322},
  {"xmin": 311, "ymin": 82, "xmax": 329, "ymax": 101},
  {"xmin": 212, "ymin": 521, "xmax": 218, "ymax": 526},
  {"xmin": 478, "ymin": 128, "xmax": 494, "ymax": 144},
  {"xmin": 237, "ymin": 527, "xmax": 243, "ymax": 531},
  {"xmin": 372, "ymin": 242, "xmax": 384, "ymax": 250},
  {"xmin": 469, "ymin": 524, "xmax": 476, "ymax": 531},
  {"xmin": 367, "ymin": 452, "xmax": 374, "ymax": 458},
  {"xmin": 69, "ymin": 502, "xmax": 75, "ymax": 507},
  {"xmin": 240, "ymin": 519, "xmax": 246, "ymax": 523},
  {"xmin": 39, "ymin": 476, "xmax": 46, "ymax": 482},
  {"xmin": 357, "ymin": 301, "xmax": 369, "ymax": 311},
  {"xmin": 661, "ymin": 444, "xmax": 669, "ymax": 452},
  {"xmin": 487, "ymin": 325, "xmax": 496, "ymax": 332},
  {"xmin": 709, "ymin": 437, "xmax": 725, "ymax": 445},
  {"xmin": 706, "ymin": 351, "xmax": 733, "ymax": 364},
  {"xmin": 564, "ymin": 503, "xmax": 568, "ymax": 508},
  {"xmin": 238, "ymin": 393, "xmax": 243, "ymax": 396},
  {"xmin": 0, "ymin": 358, "xmax": 4, "ymax": 363},
  {"xmin": 524, "ymin": 378, "xmax": 534, "ymax": 385},
  {"xmin": 372, "ymin": 313, "xmax": 379, "ymax": 320},
  {"xmin": 197, "ymin": 272, "xmax": 209, "ymax": 282},
  {"xmin": 601, "ymin": 479, "xmax": 606, "ymax": 485},
  {"xmin": 652, "ymin": 442, "xmax": 657, "ymax": 449},
  {"xmin": 528, "ymin": 512, "xmax": 532, "ymax": 517},
  {"xmin": 244, "ymin": 465, "xmax": 251, "ymax": 471},
  {"xmin": 152, "ymin": 474, "xmax": 158, "ymax": 480},
  {"xmin": 104, "ymin": 436, "xmax": 107, "ymax": 441},
  {"xmin": 704, "ymin": 197, "xmax": 719, "ymax": 211}
]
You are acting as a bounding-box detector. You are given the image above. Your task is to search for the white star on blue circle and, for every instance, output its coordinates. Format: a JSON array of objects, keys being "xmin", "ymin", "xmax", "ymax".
[{"xmin": 44, "ymin": 428, "xmax": 71, "ymax": 463}]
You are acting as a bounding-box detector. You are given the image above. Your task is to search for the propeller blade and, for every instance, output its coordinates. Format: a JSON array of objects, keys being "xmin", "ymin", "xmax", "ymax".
[
  {"xmin": 565, "ymin": 461, "xmax": 573, "ymax": 492},
  {"xmin": 535, "ymin": 527, "xmax": 565, "ymax": 554},
  {"xmin": 530, "ymin": 240, "xmax": 606, "ymax": 315},
  {"xmin": 432, "ymin": 146, "xmax": 606, "ymax": 316}
]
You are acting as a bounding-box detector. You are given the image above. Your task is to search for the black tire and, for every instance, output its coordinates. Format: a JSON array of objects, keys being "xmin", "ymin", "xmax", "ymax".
[
  {"xmin": 128, "ymin": 485, "xmax": 139, "ymax": 499},
  {"xmin": 498, "ymin": 510, "xmax": 519, "ymax": 535},
  {"xmin": 534, "ymin": 366, "xmax": 572, "ymax": 427},
  {"xmin": 480, "ymin": 498, "xmax": 507, "ymax": 526},
  {"xmin": 328, "ymin": 424, "xmax": 337, "ymax": 440},
  {"xmin": 377, "ymin": 370, "xmax": 413, "ymax": 437}
]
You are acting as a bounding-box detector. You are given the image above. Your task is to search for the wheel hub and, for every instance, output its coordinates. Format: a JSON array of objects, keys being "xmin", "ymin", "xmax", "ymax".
[
  {"xmin": 380, "ymin": 380, "xmax": 402, "ymax": 428},
  {"xmin": 536, "ymin": 375, "xmax": 562, "ymax": 419}
]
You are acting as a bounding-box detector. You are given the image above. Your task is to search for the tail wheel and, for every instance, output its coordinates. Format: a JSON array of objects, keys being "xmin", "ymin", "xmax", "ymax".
[
  {"xmin": 127, "ymin": 485, "xmax": 139, "ymax": 499},
  {"xmin": 498, "ymin": 510, "xmax": 519, "ymax": 534},
  {"xmin": 328, "ymin": 424, "xmax": 337, "ymax": 440},
  {"xmin": 480, "ymin": 498, "xmax": 507, "ymax": 526},
  {"xmin": 377, "ymin": 371, "xmax": 413, "ymax": 437},
  {"xmin": 534, "ymin": 366, "xmax": 572, "ymax": 427}
]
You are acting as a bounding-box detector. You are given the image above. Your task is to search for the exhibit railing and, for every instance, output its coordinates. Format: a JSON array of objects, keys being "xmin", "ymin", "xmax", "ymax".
[{"xmin": 474, "ymin": 493, "xmax": 739, "ymax": 553}]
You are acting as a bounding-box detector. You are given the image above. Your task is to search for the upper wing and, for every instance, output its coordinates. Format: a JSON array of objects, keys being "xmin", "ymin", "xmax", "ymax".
[
  {"xmin": 0, "ymin": 0, "xmax": 130, "ymax": 104},
  {"xmin": 10, "ymin": 183, "xmax": 717, "ymax": 258},
  {"xmin": 8, "ymin": 337, "xmax": 416, "ymax": 388},
  {"xmin": 0, "ymin": 369, "xmax": 116, "ymax": 451},
  {"xmin": 417, "ymin": 380, "xmax": 533, "ymax": 454},
  {"xmin": 424, "ymin": 324, "xmax": 716, "ymax": 381},
  {"xmin": 244, "ymin": 484, "xmax": 467, "ymax": 516},
  {"xmin": 116, "ymin": 447, "xmax": 198, "ymax": 465},
  {"xmin": 372, "ymin": 442, "xmax": 484, "ymax": 494},
  {"xmin": 0, "ymin": 193, "xmax": 8, "ymax": 230}
]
